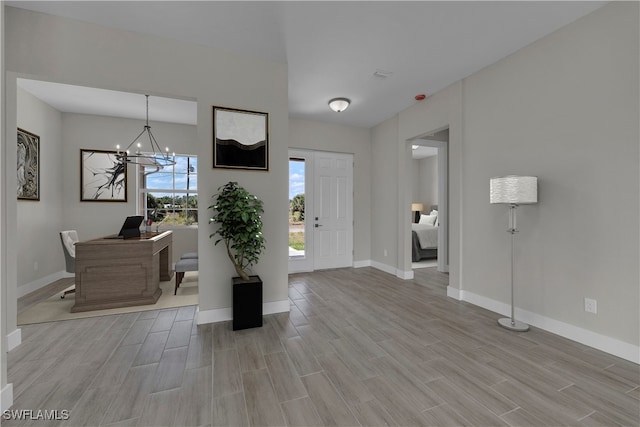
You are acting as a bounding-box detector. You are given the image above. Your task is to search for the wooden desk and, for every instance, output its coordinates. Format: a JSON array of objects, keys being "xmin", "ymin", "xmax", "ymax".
[{"xmin": 72, "ymin": 231, "xmax": 173, "ymax": 312}]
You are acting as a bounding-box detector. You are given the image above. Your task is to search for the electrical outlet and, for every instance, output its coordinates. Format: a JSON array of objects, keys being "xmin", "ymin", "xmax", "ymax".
[{"xmin": 584, "ymin": 298, "xmax": 597, "ymax": 314}]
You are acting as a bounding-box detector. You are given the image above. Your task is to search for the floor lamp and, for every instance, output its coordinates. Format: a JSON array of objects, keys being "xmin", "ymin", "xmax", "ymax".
[{"xmin": 490, "ymin": 175, "xmax": 538, "ymax": 332}]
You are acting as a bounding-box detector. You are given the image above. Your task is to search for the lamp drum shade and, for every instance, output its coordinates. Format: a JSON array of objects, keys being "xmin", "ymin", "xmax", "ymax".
[
  {"xmin": 411, "ymin": 203, "xmax": 424, "ymax": 212},
  {"xmin": 490, "ymin": 176, "xmax": 538, "ymax": 205}
]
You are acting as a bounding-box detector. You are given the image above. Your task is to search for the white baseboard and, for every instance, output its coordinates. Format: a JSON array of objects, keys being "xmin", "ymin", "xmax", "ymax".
[
  {"xmin": 370, "ymin": 261, "xmax": 396, "ymax": 276},
  {"xmin": 353, "ymin": 260, "xmax": 372, "ymax": 268},
  {"xmin": 369, "ymin": 260, "xmax": 415, "ymax": 280},
  {"xmin": 17, "ymin": 270, "xmax": 70, "ymax": 298},
  {"xmin": 264, "ymin": 300, "xmax": 290, "ymax": 315},
  {"xmin": 447, "ymin": 286, "xmax": 461, "ymax": 299},
  {"xmin": 196, "ymin": 299, "xmax": 290, "ymax": 325},
  {"xmin": 7, "ymin": 329, "xmax": 21, "ymax": 351},
  {"xmin": 1, "ymin": 383, "xmax": 13, "ymax": 412},
  {"xmin": 196, "ymin": 306, "xmax": 231, "ymax": 325},
  {"xmin": 398, "ymin": 270, "xmax": 414, "ymax": 280},
  {"xmin": 456, "ymin": 289, "xmax": 640, "ymax": 364}
]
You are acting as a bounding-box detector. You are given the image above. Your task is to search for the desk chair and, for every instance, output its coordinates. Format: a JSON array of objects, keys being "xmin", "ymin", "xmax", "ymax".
[{"xmin": 60, "ymin": 230, "xmax": 79, "ymax": 299}]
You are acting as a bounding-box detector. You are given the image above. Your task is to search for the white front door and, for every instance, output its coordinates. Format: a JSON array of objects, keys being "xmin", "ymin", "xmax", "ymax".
[
  {"xmin": 288, "ymin": 150, "xmax": 354, "ymax": 273},
  {"xmin": 313, "ymin": 152, "xmax": 353, "ymax": 270}
]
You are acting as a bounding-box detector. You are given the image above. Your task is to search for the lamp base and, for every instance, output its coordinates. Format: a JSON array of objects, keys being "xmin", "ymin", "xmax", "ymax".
[{"xmin": 498, "ymin": 317, "xmax": 529, "ymax": 332}]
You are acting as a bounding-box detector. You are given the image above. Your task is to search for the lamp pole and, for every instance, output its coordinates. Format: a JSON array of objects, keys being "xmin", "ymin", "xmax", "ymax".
[{"xmin": 498, "ymin": 203, "xmax": 529, "ymax": 331}]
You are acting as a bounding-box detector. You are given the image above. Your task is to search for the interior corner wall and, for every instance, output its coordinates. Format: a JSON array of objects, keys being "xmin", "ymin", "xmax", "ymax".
[
  {"xmin": 460, "ymin": 2, "xmax": 639, "ymax": 347},
  {"xmin": 288, "ymin": 118, "xmax": 372, "ymax": 263},
  {"xmin": 4, "ymin": 6, "xmax": 289, "ymax": 323},
  {"xmin": 16, "ymin": 86, "xmax": 64, "ymax": 290}
]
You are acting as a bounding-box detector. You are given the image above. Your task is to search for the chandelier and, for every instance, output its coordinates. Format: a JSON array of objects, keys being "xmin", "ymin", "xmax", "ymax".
[{"xmin": 116, "ymin": 94, "xmax": 175, "ymax": 169}]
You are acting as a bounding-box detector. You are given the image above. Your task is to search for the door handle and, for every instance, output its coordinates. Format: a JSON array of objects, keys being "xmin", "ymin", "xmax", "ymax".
[{"xmin": 315, "ymin": 224, "xmax": 322, "ymax": 228}]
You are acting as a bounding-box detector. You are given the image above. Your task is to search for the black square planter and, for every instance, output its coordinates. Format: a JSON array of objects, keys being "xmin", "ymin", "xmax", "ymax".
[{"xmin": 232, "ymin": 275, "xmax": 263, "ymax": 330}]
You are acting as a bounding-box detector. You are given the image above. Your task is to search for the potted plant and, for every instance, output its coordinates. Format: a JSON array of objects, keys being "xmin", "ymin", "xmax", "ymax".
[{"xmin": 209, "ymin": 181, "xmax": 266, "ymax": 329}]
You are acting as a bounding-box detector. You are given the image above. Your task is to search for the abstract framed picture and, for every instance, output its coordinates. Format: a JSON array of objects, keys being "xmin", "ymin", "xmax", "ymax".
[
  {"xmin": 213, "ymin": 106, "xmax": 269, "ymax": 171},
  {"xmin": 80, "ymin": 149, "xmax": 127, "ymax": 202},
  {"xmin": 17, "ymin": 128, "xmax": 40, "ymax": 201}
]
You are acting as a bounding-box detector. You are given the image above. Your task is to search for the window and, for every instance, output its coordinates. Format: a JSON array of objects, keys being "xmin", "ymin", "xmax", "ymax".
[{"xmin": 139, "ymin": 154, "xmax": 198, "ymax": 226}]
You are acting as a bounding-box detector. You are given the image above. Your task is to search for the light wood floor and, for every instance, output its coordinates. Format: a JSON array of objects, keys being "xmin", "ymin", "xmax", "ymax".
[{"xmin": 7, "ymin": 267, "xmax": 640, "ymax": 426}]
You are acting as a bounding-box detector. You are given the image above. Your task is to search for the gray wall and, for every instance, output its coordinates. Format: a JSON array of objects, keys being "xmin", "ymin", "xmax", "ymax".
[
  {"xmin": 288, "ymin": 118, "xmax": 371, "ymax": 263},
  {"xmin": 372, "ymin": 2, "xmax": 639, "ymax": 353},
  {"xmin": 371, "ymin": 116, "xmax": 400, "ymax": 269},
  {"xmin": 4, "ymin": 6, "xmax": 289, "ymax": 334},
  {"xmin": 13, "ymin": 94, "xmax": 200, "ymax": 294},
  {"xmin": 60, "ymin": 113, "xmax": 197, "ymax": 243},
  {"xmin": 411, "ymin": 156, "xmax": 438, "ymax": 215},
  {"xmin": 16, "ymin": 87, "xmax": 64, "ymax": 289},
  {"xmin": 1, "ymin": 0, "xmax": 7, "ymax": 401},
  {"xmin": 460, "ymin": 2, "xmax": 638, "ymax": 346}
]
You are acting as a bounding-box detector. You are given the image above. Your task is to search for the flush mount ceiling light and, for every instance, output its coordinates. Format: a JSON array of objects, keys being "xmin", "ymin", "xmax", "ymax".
[
  {"xmin": 116, "ymin": 94, "xmax": 176, "ymax": 170},
  {"xmin": 328, "ymin": 98, "xmax": 350, "ymax": 113}
]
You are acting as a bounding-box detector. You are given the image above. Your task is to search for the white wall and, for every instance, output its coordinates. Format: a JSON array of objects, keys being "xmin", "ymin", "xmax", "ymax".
[
  {"xmin": 16, "ymin": 86, "xmax": 64, "ymax": 290},
  {"xmin": 4, "ymin": 7, "xmax": 289, "ymax": 332},
  {"xmin": 288, "ymin": 118, "xmax": 371, "ymax": 263}
]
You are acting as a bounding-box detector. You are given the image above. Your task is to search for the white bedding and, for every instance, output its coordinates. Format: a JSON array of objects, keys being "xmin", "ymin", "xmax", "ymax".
[{"xmin": 412, "ymin": 223, "xmax": 438, "ymax": 249}]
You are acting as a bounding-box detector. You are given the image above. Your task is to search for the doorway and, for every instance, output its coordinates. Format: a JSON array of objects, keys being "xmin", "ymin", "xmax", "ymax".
[
  {"xmin": 409, "ymin": 128, "xmax": 449, "ymax": 273},
  {"xmin": 288, "ymin": 149, "xmax": 353, "ymax": 273}
]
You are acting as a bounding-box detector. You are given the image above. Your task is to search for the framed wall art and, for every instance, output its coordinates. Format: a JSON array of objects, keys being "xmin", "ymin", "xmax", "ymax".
[
  {"xmin": 213, "ymin": 106, "xmax": 269, "ymax": 171},
  {"xmin": 17, "ymin": 128, "xmax": 40, "ymax": 201},
  {"xmin": 80, "ymin": 149, "xmax": 127, "ymax": 202}
]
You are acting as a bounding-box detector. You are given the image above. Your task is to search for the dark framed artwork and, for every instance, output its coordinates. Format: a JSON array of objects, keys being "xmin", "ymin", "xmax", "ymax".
[
  {"xmin": 213, "ymin": 106, "xmax": 269, "ymax": 171},
  {"xmin": 17, "ymin": 128, "xmax": 40, "ymax": 201},
  {"xmin": 80, "ymin": 149, "xmax": 127, "ymax": 202}
]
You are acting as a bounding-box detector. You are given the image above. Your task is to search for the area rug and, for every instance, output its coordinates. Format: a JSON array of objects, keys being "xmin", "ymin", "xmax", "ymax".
[{"xmin": 17, "ymin": 272, "xmax": 199, "ymax": 325}]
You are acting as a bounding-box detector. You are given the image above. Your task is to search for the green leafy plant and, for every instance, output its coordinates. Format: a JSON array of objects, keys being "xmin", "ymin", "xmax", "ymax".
[{"xmin": 209, "ymin": 182, "xmax": 266, "ymax": 281}]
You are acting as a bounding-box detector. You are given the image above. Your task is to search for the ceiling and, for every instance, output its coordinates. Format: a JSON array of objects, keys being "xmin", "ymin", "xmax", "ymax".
[{"xmin": 9, "ymin": 1, "xmax": 606, "ymax": 129}]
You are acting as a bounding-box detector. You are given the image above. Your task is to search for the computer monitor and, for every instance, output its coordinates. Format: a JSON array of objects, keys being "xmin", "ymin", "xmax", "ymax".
[{"xmin": 118, "ymin": 215, "xmax": 144, "ymax": 238}]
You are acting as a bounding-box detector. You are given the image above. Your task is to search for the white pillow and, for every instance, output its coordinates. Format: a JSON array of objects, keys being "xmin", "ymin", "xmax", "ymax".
[
  {"xmin": 429, "ymin": 210, "xmax": 439, "ymax": 226},
  {"xmin": 419, "ymin": 214, "xmax": 437, "ymax": 226}
]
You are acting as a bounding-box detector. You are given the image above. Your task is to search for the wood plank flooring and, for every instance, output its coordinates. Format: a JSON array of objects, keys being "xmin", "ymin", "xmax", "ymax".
[{"xmin": 7, "ymin": 267, "xmax": 640, "ymax": 426}]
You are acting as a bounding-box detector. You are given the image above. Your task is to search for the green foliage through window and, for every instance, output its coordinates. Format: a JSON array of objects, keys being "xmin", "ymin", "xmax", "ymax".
[{"xmin": 141, "ymin": 154, "xmax": 198, "ymax": 225}]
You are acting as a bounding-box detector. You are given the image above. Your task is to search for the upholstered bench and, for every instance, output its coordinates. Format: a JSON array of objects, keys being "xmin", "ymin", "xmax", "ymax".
[
  {"xmin": 180, "ymin": 252, "xmax": 198, "ymax": 259},
  {"xmin": 174, "ymin": 258, "xmax": 198, "ymax": 295}
]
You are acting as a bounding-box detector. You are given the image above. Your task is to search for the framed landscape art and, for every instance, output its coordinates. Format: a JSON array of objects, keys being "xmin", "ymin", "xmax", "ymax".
[
  {"xmin": 17, "ymin": 128, "xmax": 40, "ymax": 201},
  {"xmin": 213, "ymin": 106, "xmax": 269, "ymax": 171},
  {"xmin": 80, "ymin": 149, "xmax": 127, "ymax": 202}
]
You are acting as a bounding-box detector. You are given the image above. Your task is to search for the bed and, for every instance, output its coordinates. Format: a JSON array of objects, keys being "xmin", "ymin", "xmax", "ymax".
[{"xmin": 411, "ymin": 206, "xmax": 438, "ymax": 262}]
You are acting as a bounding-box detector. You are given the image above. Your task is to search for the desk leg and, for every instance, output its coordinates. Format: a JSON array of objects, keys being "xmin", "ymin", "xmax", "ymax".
[{"xmin": 159, "ymin": 244, "xmax": 173, "ymax": 281}]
